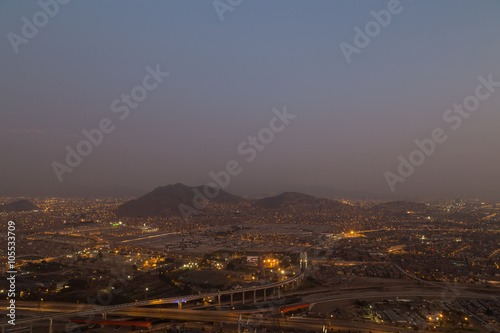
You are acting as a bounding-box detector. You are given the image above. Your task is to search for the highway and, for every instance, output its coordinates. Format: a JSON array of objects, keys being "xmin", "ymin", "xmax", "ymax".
[
  {"xmin": 2, "ymin": 306, "xmax": 418, "ymax": 333},
  {"xmin": 4, "ymin": 288, "xmax": 496, "ymax": 333},
  {"xmin": 1, "ymin": 269, "xmax": 305, "ymax": 328}
]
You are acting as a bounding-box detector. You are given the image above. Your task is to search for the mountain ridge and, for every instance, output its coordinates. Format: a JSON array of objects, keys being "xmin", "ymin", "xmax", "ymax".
[{"xmin": 116, "ymin": 184, "xmax": 355, "ymax": 218}]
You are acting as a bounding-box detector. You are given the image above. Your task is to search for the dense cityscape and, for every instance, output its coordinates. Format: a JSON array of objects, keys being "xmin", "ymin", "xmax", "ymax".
[{"xmin": 1, "ymin": 191, "xmax": 499, "ymax": 332}]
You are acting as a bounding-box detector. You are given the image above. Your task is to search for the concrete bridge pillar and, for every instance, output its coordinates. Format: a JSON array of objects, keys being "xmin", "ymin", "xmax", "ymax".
[
  {"xmin": 49, "ymin": 318, "xmax": 53, "ymax": 333},
  {"xmin": 217, "ymin": 293, "xmax": 221, "ymax": 308},
  {"xmin": 102, "ymin": 313, "xmax": 107, "ymax": 320},
  {"xmin": 230, "ymin": 293, "xmax": 233, "ymax": 307},
  {"xmin": 242, "ymin": 291, "xmax": 245, "ymax": 305},
  {"xmin": 253, "ymin": 289, "xmax": 256, "ymax": 303},
  {"xmin": 264, "ymin": 288, "xmax": 266, "ymax": 301},
  {"xmin": 178, "ymin": 300, "xmax": 182, "ymax": 309}
]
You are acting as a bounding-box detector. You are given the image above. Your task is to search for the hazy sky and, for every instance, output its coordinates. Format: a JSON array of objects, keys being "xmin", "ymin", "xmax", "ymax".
[{"xmin": 1, "ymin": 0, "xmax": 499, "ymax": 199}]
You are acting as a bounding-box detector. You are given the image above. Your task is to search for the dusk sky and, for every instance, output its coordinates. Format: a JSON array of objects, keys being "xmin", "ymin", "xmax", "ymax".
[{"xmin": 1, "ymin": 0, "xmax": 499, "ymax": 200}]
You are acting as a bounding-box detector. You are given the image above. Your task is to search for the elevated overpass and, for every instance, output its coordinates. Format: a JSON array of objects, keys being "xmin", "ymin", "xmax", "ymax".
[{"xmin": 1, "ymin": 269, "xmax": 305, "ymax": 333}]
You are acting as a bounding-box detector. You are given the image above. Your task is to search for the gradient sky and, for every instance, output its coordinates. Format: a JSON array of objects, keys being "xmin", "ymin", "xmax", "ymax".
[{"xmin": 1, "ymin": 0, "xmax": 499, "ymax": 199}]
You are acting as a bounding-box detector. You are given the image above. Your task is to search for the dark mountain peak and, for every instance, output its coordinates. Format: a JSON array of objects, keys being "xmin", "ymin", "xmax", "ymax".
[
  {"xmin": 0, "ymin": 200, "xmax": 39, "ymax": 213},
  {"xmin": 116, "ymin": 183, "xmax": 243, "ymax": 218},
  {"xmin": 253, "ymin": 191, "xmax": 324, "ymax": 209}
]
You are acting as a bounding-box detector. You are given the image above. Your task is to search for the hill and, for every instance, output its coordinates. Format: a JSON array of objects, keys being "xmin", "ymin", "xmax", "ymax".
[
  {"xmin": 253, "ymin": 192, "xmax": 325, "ymax": 209},
  {"xmin": 115, "ymin": 183, "xmax": 244, "ymax": 218},
  {"xmin": 0, "ymin": 200, "xmax": 39, "ymax": 212},
  {"xmin": 250, "ymin": 191, "xmax": 359, "ymax": 223}
]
